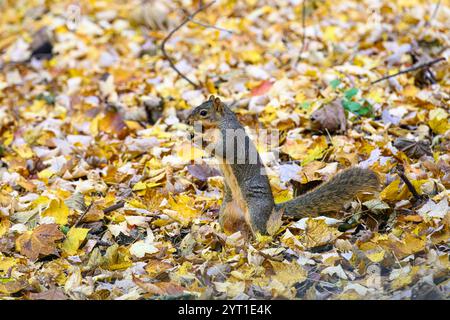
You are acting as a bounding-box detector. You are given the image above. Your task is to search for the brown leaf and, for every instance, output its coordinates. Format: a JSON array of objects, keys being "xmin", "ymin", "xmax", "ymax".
[
  {"xmin": 310, "ymin": 99, "xmax": 347, "ymax": 133},
  {"xmin": 0, "ymin": 279, "xmax": 27, "ymax": 294},
  {"xmin": 132, "ymin": 274, "xmax": 184, "ymax": 296},
  {"xmin": 145, "ymin": 259, "xmax": 173, "ymax": 278},
  {"xmin": 393, "ymin": 138, "xmax": 432, "ymax": 159},
  {"xmin": 15, "ymin": 224, "xmax": 64, "ymax": 261},
  {"xmin": 28, "ymin": 288, "xmax": 68, "ymax": 300},
  {"xmin": 98, "ymin": 108, "xmax": 129, "ymax": 139},
  {"xmin": 187, "ymin": 164, "xmax": 221, "ymax": 182}
]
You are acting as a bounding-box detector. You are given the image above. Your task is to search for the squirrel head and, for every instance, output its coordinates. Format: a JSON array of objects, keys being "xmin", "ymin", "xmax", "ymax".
[{"xmin": 187, "ymin": 95, "xmax": 225, "ymax": 128}]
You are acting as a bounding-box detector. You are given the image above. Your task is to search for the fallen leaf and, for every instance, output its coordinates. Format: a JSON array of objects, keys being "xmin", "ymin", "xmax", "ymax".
[
  {"xmin": 16, "ymin": 224, "xmax": 64, "ymax": 261},
  {"xmin": 28, "ymin": 288, "xmax": 68, "ymax": 300},
  {"xmin": 60, "ymin": 227, "xmax": 89, "ymax": 256},
  {"xmin": 269, "ymin": 260, "xmax": 307, "ymax": 287},
  {"xmin": 250, "ymin": 80, "xmax": 274, "ymax": 96},
  {"xmin": 310, "ymin": 99, "xmax": 347, "ymax": 133},
  {"xmin": 300, "ymin": 219, "xmax": 342, "ymax": 249},
  {"xmin": 0, "ymin": 279, "xmax": 28, "ymax": 294},
  {"xmin": 41, "ymin": 199, "xmax": 70, "ymax": 225},
  {"xmin": 132, "ymin": 275, "xmax": 184, "ymax": 296}
]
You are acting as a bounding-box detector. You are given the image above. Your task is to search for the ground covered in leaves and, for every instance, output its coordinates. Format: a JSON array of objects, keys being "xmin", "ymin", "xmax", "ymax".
[{"xmin": 0, "ymin": 0, "xmax": 449, "ymax": 300}]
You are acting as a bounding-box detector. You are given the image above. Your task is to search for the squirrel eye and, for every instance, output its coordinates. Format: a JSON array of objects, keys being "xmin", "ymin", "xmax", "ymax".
[{"xmin": 199, "ymin": 110, "xmax": 208, "ymax": 117}]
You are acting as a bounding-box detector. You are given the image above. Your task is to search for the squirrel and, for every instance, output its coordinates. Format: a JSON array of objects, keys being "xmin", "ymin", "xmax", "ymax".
[{"xmin": 187, "ymin": 95, "xmax": 380, "ymax": 237}]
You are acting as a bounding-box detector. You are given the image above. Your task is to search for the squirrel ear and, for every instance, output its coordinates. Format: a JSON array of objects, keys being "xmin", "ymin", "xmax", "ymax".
[
  {"xmin": 213, "ymin": 97, "xmax": 223, "ymax": 113},
  {"xmin": 208, "ymin": 95, "xmax": 215, "ymax": 101}
]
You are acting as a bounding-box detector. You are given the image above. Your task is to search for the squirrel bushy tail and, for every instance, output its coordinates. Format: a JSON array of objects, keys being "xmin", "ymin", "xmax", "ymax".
[{"xmin": 275, "ymin": 167, "xmax": 380, "ymax": 218}]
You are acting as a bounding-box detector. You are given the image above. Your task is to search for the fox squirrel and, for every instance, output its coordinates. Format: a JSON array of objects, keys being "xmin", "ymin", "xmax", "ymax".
[{"xmin": 187, "ymin": 96, "xmax": 380, "ymax": 237}]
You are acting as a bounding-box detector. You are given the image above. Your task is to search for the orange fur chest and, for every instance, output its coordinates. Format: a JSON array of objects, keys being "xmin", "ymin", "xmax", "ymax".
[{"xmin": 218, "ymin": 162, "xmax": 252, "ymax": 234}]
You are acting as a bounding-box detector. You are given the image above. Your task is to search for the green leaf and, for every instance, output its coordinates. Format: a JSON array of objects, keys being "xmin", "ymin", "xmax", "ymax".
[
  {"xmin": 363, "ymin": 199, "xmax": 390, "ymax": 211},
  {"xmin": 61, "ymin": 225, "xmax": 70, "ymax": 235},
  {"xmin": 344, "ymin": 88, "xmax": 358, "ymax": 99},
  {"xmin": 301, "ymin": 102, "xmax": 311, "ymax": 109},
  {"xmin": 330, "ymin": 79, "xmax": 341, "ymax": 89},
  {"xmin": 358, "ymin": 107, "xmax": 371, "ymax": 116},
  {"xmin": 36, "ymin": 93, "xmax": 56, "ymax": 105},
  {"xmin": 342, "ymin": 100, "xmax": 362, "ymax": 112}
]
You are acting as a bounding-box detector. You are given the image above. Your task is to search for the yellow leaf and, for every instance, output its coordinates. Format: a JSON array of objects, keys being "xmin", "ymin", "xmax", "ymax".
[
  {"xmin": 132, "ymin": 181, "xmax": 147, "ymax": 191},
  {"xmin": 145, "ymin": 259, "xmax": 173, "ymax": 277},
  {"xmin": 359, "ymin": 242, "xmax": 386, "ymax": 263},
  {"xmin": 402, "ymin": 85, "xmax": 419, "ymax": 97},
  {"xmin": 3, "ymin": 131, "xmax": 13, "ymax": 146},
  {"xmin": 429, "ymin": 108, "xmax": 449, "ymax": 134},
  {"xmin": 12, "ymin": 144, "xmax": 34, "ymax": 159},
  {"xmin": 301, "ymin": 145, "xmax": 327, "ymax": 165},
  {"xmin": 206, "ymin": 79, "xmax": 217, "ymax": 94},
  {"xmin": 392, "ymin": 233, "xmax": 426, "ymax": 258},
  {"xmin": 301, "ymin": 219, "xmax": 342, "ymax": 249},
  {"xmin": 127, "ymin": 199, "xmax": 147, "ymax": 209},
  {"xmin": 255, "ymin": 233, "xmax": 273, "ymax": 244},
  {"xmin": 282, "ymin": 136, "xmax": 328, "ymax": 163},
  {"xmin": 61, "ymin": 228, "xmax": 89, "ymax": 256},
  {"xmin": 391, "ymin": 266, "xmax": 420, "ymax": 290},
  {"xmin": 323, "ymin": 26, "xmax": 338, "ymax": 42},
  {"xmin": 166, "ymin": 194, "xmax": 200, "ymax": 226},
  {"xmin": 176, "ymin": 142, "xmax": 206, "ymax": 162},
  {"xmin": 0, "ymin": 219, "xmax": 10, "ymax": 237},
  {"xmin": 132, "ymin": 181, "xmax": 163, "ymax": 192},
  {"xmin": 28, "ymin": 99, "xmax": 46, "ymax": 115},
  {"xmin": 367, "ymin": 88, "xmax": 384, "ymax": 104},
  {"xmin": 37, "ymin": 168, "xmax": 54, "ymax": 181},
  {"xmin": 240, "ymin": 50, "xmax": 262, "ymax": 64},
  {"xmin": 41, "ymin": 199, "xmax": 70, "ymax": 225},
  {"xmin": 89, "ymin": 114, "xmax": 100, "ymax": 136},
  {"xmin": 272, "ymin": 189, "xmax": 292, "ymax": 203},
  {"xmin": 380, "ymin": 179, "xmax": 401, "ymax": 201},
  {"xmin": 101, "ymin": 244, "xmax": 132, "ymax": 271},
  {"xmin": 0, "ymin": 256, "xmax": 16, "ymax": 274},
  {"xmin": 270, "ymin": 261, "xmax": 307, "ymax": 287}
]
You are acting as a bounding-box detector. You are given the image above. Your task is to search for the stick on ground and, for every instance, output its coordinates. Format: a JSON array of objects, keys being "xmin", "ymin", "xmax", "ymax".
[
  {"xmin": 371, "ymin": 57, "xmax": 446, "ymax": 84},
  {"xmin": 103, "ymin": 201, "xmax": 125, "ymax": 214},
  {"xmin": 299, "ymin": 0, "xmax": 307, "ymax": 58},
  {"xmin": 161, "ymin": 1, "xmax": 216, "ymax": 89},
  {"xmin": 396, "ymin": 165, "xmax": 426, "ymax": 204}
]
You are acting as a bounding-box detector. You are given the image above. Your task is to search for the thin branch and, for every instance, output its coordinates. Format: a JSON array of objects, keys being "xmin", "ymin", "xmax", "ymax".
[
  {"xmin": 300, "ymin": 0, "xmax": 307, "ymax": 57},
  {"xmin": 371, "ymin": 57, "xmax": 446, "ymax": 84},
  {"xmin": 396, "ymin": 166, "xmax": 422, "ymax": 202},
  {"xmin": 161, "ymin": 1, "xmax": 215, "ymax": 89},
  {"xmin": 74, "ymin": 202, "xmax": 93, "ymax": 227},
  {"xmin": 188, "ymin": 18, "xmax": 235, "ymax": 34},
  {"xmin": 103, "ymin": 201, "xmax": 125, "ymax": 214},
  {"xmin": 430, "ymin": 0, "xmax": 441, "ymax": 22}
]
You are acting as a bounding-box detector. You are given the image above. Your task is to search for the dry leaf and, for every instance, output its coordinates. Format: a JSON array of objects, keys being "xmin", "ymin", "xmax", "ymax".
[{"xmin": 16, "ymin": 224, "xmax": 64, "ymax": 261}]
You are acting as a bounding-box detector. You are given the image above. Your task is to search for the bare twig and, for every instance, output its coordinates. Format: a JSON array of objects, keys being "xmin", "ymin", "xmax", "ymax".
[
  {"xmin": 103, "ymin": 201, "xmax": 125, "ymax": 214},
  {"xmin": 430, "ymin": 0, "xmax": 442, "ymax": 22},
  {"xmin": 396, "ymin": 165, "xmax": 425, "ymax": 202},
  {"xmin": 188, "ymin": 18, "xmax": 234, "ymax": 34},
  {"xmin": 371, "ymin": 57, "xmax": 446, "ymax": 84},
  {"xmin": 299, "ymin": 0, "xmax": 307, "ymax": 58},
  {"xmin": 161, "ymin": 1, "xmax": 215, "ymax": 88},
  {"xmin": 74, "ymin": 202, "xmax": 93, "ymax": 227}
]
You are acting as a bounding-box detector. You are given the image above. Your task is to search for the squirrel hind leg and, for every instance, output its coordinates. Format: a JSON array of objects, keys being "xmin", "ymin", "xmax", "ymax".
[
  {"xmin": 246, "ymin": 198, "xmax": 279, "ymax": 236},
  {"xmin": 219, "ymin": 200, "xmax": 252, "ymax": 237}
]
